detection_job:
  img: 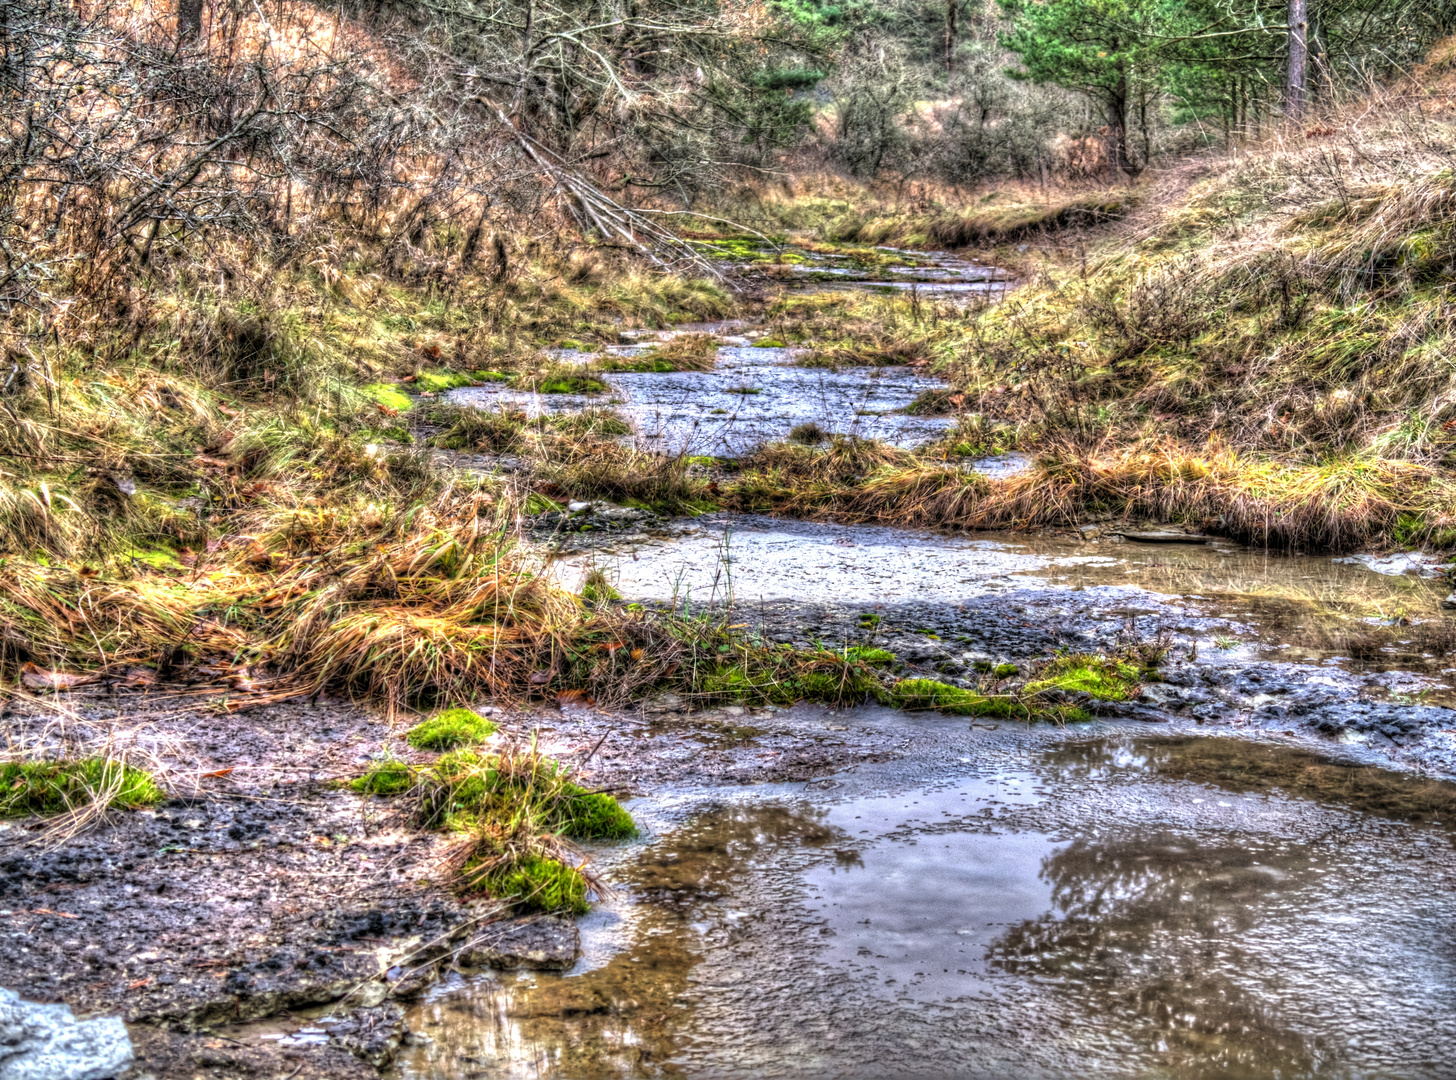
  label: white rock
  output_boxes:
[0,989,132,1080]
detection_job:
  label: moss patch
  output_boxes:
[350,760,413,796]
[413,370,478,393]
[0,758,164,817]
[1026,655,1143,701]
[427,751,637,840]
[406,708,497,751]
[468,851,589,915]
[362,383,413,413]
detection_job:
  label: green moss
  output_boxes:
[474,370,512,382]
[890,678,992,715]
[379,425,414,444]
[557,782,637,839]
[414,370,477,393]
[532,375,608,394]
[0,758,164,817]
[993,663,1019,678]
[362,383,413,412]
[122,544,183,570]
[754,338,787,348]
[350,760,413,796]
[697,657,881,706]
[427,752,637,840]
[407,708,497,751]
[599,356,678,373]
[472,852,588,914]
[858,613,881,628]
[1025,655,1142,701]
[846,646,896,666]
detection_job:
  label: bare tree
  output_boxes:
[1285,0,1308,123]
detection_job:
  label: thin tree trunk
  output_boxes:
[944,0,957,74]
[1285,0,1308,123]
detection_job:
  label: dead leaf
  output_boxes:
[201,768,235,779]
[20,663,98,691]
[528,671,552,685]
[33,909,78,919]
[376,404,399,417]
[557,689,595,706]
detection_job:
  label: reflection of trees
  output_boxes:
[411,803,844,1079]
[1043,736,1456,825]
[990,833,1334,1079]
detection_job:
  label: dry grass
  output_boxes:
[723,436,1449,552]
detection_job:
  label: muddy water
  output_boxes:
[399,728,1456,1079]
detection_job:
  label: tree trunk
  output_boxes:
[1103,74,1138,179]
[177,0,203,41]
[1285,0,1308,124]
[944,0,958,74]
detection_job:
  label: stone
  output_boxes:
[327,1004,406,1068]
[1077,524,1101,539]
[0,989,132,1080]
[457,917,581,972]
[1443,593,1456,610]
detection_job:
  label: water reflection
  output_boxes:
[400,738,1456,1080]
[405,805,841,1079]
[1043,735,1456,825]
[990,833,1331,1078]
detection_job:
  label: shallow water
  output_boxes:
[398,730,1456,1079]
[448,346,955,455]
[560,512,1451,669]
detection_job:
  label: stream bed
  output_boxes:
[399,724,1456,1079]
[447,344,956,456]
[418,247,1456,1079]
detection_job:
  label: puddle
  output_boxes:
[398,732,1456,1078]
[448,348,954,456]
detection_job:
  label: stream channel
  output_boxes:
[411,247,1456,1079]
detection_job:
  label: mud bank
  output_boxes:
[0,696,605,1077]
[0,684,916,1078]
